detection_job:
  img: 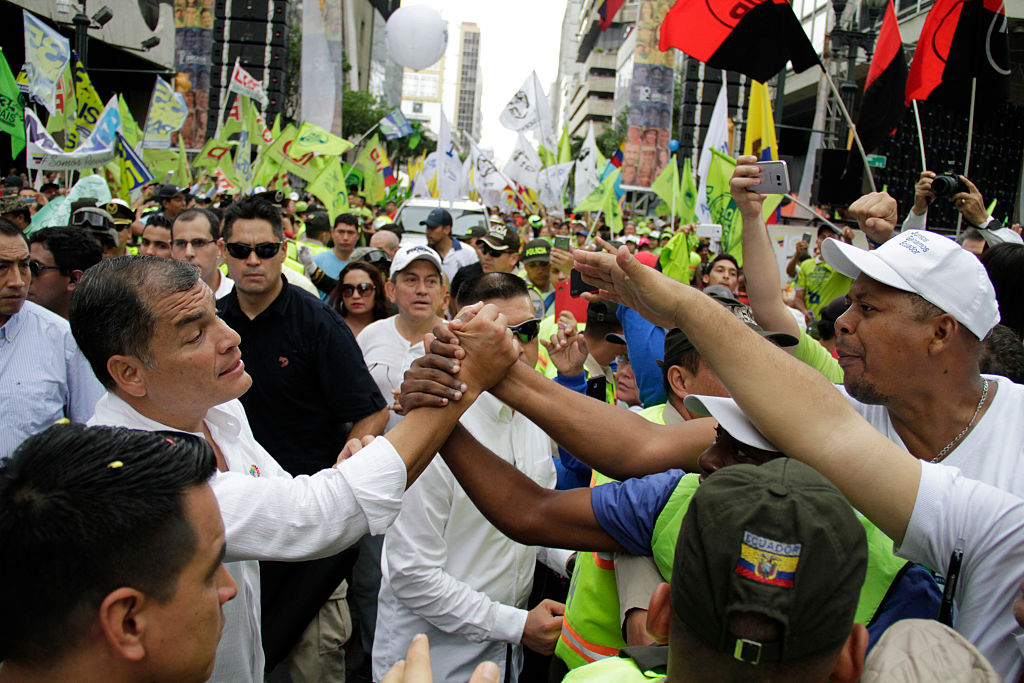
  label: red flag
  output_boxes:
[859,0,907,150]
[598,0,626,30]
[659,0,819,82]
[905,0,1010,107]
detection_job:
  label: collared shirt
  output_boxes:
[212,269,235,299]
[0,301,104,459]
[373,392,572,682]
[438,237,479,283]
[218,277,385,475]
[88,391,407,683]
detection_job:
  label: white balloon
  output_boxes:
[385,6,448,71]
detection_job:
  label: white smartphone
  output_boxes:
[749,160,790,194]
[695,224,722,240]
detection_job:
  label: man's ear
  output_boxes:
[828,623,868,683]
[107,355,148,398]
[384,280,397,304]
[67,268,85,292]
[928,313,960,355]
[667,365,691,399]
[645,583,672,645]
[98,587,149,663]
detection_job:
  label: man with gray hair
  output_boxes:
[68,254,518,683]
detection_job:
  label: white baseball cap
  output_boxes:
[390,244,443,276]
[683,395,779,452]
[821,231,999,340]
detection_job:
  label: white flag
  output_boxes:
[413,152,439,197]
[437,111,461,201]
[539,162,574,209]
[22,10,71,115]
[468,138,505,193]
[573,122,600,207]
[228,59,268,107]
[696,79,730,224]
[504,133,543,190]
[499,71,556,150]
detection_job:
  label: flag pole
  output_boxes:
[820,68,876,192]
[584,210,604,246]
[785,192,845,234]
[912,101,927,171]
[957,77,978,238]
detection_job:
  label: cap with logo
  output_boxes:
[522,238,551,264]
[480,223,521,253]
[153,184,185,201]
[420,207,453,229]
[822,231,999,340]
[671,443,868,665]
[458,225,488,242]
[390,244,443,276]
[105,200,135,226]
[0,195,29,214]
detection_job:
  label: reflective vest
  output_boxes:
[555,471,624,670]
[649,474,909,628]
[562,648,667,682]
[637,404,666,425]
[534,314,559,379]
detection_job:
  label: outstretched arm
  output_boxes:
[573,244,920,544]
[439,424,623,552]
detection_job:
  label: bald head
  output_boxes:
[369,230,400,258]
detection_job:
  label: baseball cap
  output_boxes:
[458,225,487,242]
[390,244,442,276]
[480,223,520,253]
[153,184,185,201]
[586,300,619,326]
[419,207,453,228]
[304,211,331,235]
[0,195,29,214]
[104,199,135,226]
[671,451,868,664]
[683,395,779,452]
[522,239,551,264]
[821,231,999,339]
[528,214,543,229]
[295,200,309,213]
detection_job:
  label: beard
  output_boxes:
[843,374,891,406]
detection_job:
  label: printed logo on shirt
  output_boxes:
[248,464,261,477]
[735,531,801,588]
[278,356,290,368]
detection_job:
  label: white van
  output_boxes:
[393,198,489,248]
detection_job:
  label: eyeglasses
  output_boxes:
[224,242,282,260]
[341,282,375,298]
[508,318,541,343]
[172,238,215,251]
[480,243,508,258]
[29,261,61,277]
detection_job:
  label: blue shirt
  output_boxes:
[0,301,105,459]
[617,305,666,408]
[313,251,349,299]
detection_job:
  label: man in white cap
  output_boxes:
[731,157,1024,498]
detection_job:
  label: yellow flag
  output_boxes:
[292,121,353,156]
[743,81,778,161]
[307,158,350,222]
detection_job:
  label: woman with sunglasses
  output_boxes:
[329,262,390,338]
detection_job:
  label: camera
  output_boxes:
[930,172,968,199]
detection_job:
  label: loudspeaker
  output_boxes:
[812,149,863,206]
[212,18,286,46]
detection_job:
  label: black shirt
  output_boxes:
[218,277,386,475]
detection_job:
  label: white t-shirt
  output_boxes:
[358,316,428,431]
[898,462,1024,681]
[842,375,1024,496]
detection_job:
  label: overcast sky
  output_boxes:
[405,0,569,164]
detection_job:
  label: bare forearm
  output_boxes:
[386,388,482,486]
[492,363,715,478]
[348,406,390,439]
[440,424,622,551]
[741,213,801,339]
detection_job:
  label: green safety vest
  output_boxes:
[637,404,666,425]
[649,474,908,628]
[556,472,625,670]
[562,648,667,681]
[285,239,328,265]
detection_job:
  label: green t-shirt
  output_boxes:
[793,329,844,384]
[795,259,853,318]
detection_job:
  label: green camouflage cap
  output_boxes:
[673,457,867,665]
[0,195,30,214]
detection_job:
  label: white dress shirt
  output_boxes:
[372,392,572,682]
[0,301,104,459]
[88,392,408,683]
[439,238,479,282]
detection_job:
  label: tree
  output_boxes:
[596,108,628,157]
[341,89,391,140]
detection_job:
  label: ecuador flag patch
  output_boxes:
[735,531,801,588]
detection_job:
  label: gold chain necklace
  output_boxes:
[931,378,989,464]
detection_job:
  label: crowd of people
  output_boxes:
[3,155,1024,683]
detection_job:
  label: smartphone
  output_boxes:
[749,160,790,194]
[802,232,812,243]
[554,235,571,251]
[695,224,722,240]
[570,268,598,297]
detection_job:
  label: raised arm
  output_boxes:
[572,244,920,543]
[439,424,623,551]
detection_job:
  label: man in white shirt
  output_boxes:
[423,207,479,282]
[67,254,518,683]
[372,273,570,682]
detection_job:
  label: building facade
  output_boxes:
[453,22,482,146]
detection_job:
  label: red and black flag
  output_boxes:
[905,0,1010,108]
[598,0,626,30]
[857,0,908,152]
[659,0,819,82]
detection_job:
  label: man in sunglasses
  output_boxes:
[373,272,570,683]
[450,224,521,308]
[0,219,103,460]
[27,226,102,319]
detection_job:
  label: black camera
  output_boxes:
[930,172,968,199]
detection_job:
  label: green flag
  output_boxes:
[575,169,623,235]
[307,157,350,222]
[557,125,572,164]
[679,157,698,224]
[650,156,679,215]
[118,94,143,148]
[705,150,783,265]
[0,48,25,157]
[292,121,353,156]
[538,144,556,169]
[176,135,193,187]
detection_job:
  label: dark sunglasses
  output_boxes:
[508,318,541,343]
[342,282,375,297]
[29,261,61,277]
[480,243,508,258]
[224,242,282,260]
